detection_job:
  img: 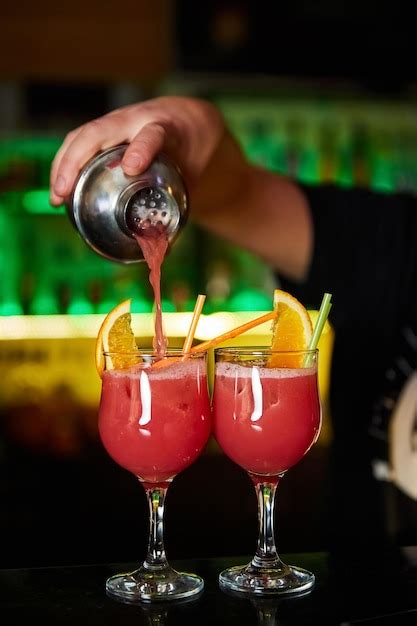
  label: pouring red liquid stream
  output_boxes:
[133,227,169,358]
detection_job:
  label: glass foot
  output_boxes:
[106,564,204,603]
[219,561,315,596]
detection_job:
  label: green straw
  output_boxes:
[304,292,332,366]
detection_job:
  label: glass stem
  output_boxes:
[252,479,282,569]
[143,484,169,570]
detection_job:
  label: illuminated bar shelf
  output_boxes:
[0,311,274,341]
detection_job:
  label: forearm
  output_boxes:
[49,95,313,282]
[190,132,313,282]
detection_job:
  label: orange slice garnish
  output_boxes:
[268,289,312,367]
[95,299,140,377]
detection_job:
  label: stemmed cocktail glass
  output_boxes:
[213,347,321,596]
[98,349,211,603]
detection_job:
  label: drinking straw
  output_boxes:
[151,294,206,369]
[190,310,278,354]
[152,308,277,369]
[182,294,206,355]
[304,292,332,366]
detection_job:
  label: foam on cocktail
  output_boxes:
[147,358,202,381]
[216,361,317,379]
[104,357,202,380]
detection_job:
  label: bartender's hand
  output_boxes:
[50,95,312,281]
[49,96,228,206]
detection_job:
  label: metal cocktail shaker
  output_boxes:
[66,144,189,263]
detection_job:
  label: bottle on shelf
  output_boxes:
[67,280,94,315]
[0,212,23,315]
[29,274,60,315]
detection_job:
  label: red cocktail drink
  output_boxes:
[213,361,321,477]
[100,351,210,603]
[213,348,322,596]
[99,358,211,483]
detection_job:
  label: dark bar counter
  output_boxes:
[1,548,417,625]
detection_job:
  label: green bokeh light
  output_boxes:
[22,190,65,215]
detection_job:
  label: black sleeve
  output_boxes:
[279,184,417,334]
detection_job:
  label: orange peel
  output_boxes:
[95,299,140,377]
[268,289,312,367]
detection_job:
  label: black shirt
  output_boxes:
[280,184,417,551]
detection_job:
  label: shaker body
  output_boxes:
[66,144,188,263]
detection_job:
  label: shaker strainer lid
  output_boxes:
[124,186,180,239]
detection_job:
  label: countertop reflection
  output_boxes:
[1,549,417,625]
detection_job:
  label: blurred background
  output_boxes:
[0,1,415,568]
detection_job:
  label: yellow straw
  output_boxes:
[182,294,206,355]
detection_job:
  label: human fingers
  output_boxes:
[50,127,83,205]
[50,115,130,204]
[121,121,169,176]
